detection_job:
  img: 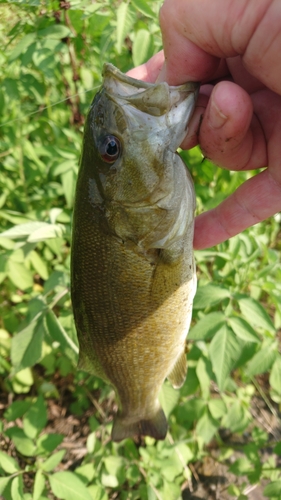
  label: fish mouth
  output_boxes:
[103,62,199,95]
[102,63,200,149]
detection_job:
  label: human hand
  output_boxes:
[127,0,281,249]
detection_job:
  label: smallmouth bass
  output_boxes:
[71,63,199,442]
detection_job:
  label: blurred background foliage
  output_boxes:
[0,1,281,499]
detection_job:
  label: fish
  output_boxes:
[71,63,199,442]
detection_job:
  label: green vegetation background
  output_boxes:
[0,1,281,499]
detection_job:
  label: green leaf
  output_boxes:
[40,450,66,472]
[193,284,230,309]
[23,395,47,439]
[238,296,275,333]
[189,312,225,340]
[196,357,211,400]
[178,398,206,424]
[37,434,64,456]
[87,485,107,500]
[5,427,36,457]
[33,469,45,500]
[132,29,153,66]
[229,457,252,476]
[74,464,95,485]
[159,382,180,417]
[103,456,125,477]
[11,475,24,500]
[245,342,278,377]
[269,356,281,394]
[61,168,76,208]
[263,481,281,497]
[116,2,134,53]
[37,25,71,39]
[0,221,65,242]
[132,0,155,18]
[0,451,20,474]
[45,310,78,359]
[0,476,12,495]
[11,316,44,372]
[7,260,33,290]
[273,441,281,455]
[49,471,92,500]
[208,399,226,420]
[101,473,118,488]
[29,250,49,280]
[228,316,260,343]
[9,33,36,61]
[221,401,250,433]
[4,400,30,422]
[209,326,242,390]
[196,409,219,443]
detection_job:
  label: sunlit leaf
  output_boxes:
[132,0,155,18]
[33,469,45,500]
[159,382,180,417]
[245,342,278,377]
[238,296,275,333]
[7,260,33,290]
[0,221,65,242]
[209,325,242,390]
[4,427,36,457]
[11,475,24,500]
[23,395,47,439]
[193,284,230,309]
[11,316,44,372]
[196,409,219,443]
[132,29,153,66]
[269,356,281,394]
[0,451,20,474]
[263,480,281,497]
[45,310,78,359]
[116,2,134,54]
[228,316,260,343]
[0,476,12,495]
[40,450,66,472]
[49,471,92,500]
[37,25,71,39]
[189,312,225,340]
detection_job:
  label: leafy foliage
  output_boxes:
[0,1,281,499]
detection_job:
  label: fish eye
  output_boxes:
[99,135,121,163]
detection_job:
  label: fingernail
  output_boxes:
[209,94,228,129]
[155,62,166,83]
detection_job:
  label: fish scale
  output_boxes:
[71,63,199,441]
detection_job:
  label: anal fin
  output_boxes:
[167,349,187,389]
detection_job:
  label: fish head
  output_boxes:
[79,63,199,250]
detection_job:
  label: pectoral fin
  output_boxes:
[167,349,187,389]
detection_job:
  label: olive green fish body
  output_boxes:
[71,64,198,441]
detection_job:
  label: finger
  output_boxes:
[126,51,164,82]
[193,167,281,249]
[180,90,210,150]
[226,56,266,94]
[198,81,267,171]
[159,0,281,93]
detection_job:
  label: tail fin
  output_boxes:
[111,407,168,442]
